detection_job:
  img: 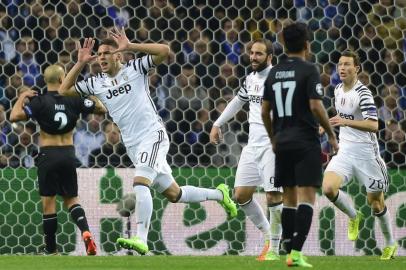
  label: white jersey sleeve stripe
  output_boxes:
[137,59,148,74]
[75,81,87,97]
[85,79,94,95]
[238,93,249,101]
[132,59,137,71]
[237,78,249,101]
[90,76,95,89]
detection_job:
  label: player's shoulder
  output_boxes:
[89,73,106,83]
[125,57,148,74]
[334,83,343,92]
[245,70,256,81]
[301,60,319,72]
[353,80,371,93]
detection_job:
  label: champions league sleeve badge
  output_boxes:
[84,99,94,108]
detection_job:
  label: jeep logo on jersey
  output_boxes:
[249,95,263,104]
[106,84,132,99]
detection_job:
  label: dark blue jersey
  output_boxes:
[24,91,95,135]
[263,57,323,150]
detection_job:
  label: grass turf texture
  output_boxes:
[0,256,404,270]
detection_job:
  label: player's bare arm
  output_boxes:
[59,38,97,96]
[9,90,38,122]
[209,125,223,145]
[261,100,274,145]
[109,27,170,65]
[88,96,107,114]
[209,96,246,144]
[309,99,339,153]
[329,116,378,132]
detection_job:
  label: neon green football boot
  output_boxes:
[380,244,397,260]
[216,184,238,218]
[286,250,313,268]
[116,236,149,255]
[348,211,363,241]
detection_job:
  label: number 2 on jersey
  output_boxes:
[54,112,67,130]
[272,81,296,117]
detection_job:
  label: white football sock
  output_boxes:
[133,185,153,243]
[332,190,357,219]
[269,203,282,253]
[177,186,223,203]
[375,206,395,246]
[240,199,271,242]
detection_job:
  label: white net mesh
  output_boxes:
[0,0,405,256]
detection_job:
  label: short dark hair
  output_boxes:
[282,22,310,53]
[251,38,273,55]
[340,50,360,67]
[99,38,118,49]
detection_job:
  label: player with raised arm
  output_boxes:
[58,28,237,255]
[322,50,397,260]
[10,64,107,255]
[262,22,338,267]
[210,39,282,261]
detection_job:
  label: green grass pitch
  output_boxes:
[0,256,405,270]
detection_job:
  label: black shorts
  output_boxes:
[274,146,323,188]
[36,146,78,197]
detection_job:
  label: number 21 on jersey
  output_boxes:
[272,81,296,117]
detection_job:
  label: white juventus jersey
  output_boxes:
[334,80,379,159]
[75,55,164,147]
[238,65,272,146]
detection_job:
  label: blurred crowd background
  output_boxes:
[0,0,405,169]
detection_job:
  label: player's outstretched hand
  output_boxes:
[109,27,130,53]
[20,90,38,99]
[210,126,223,145]
[76,38,97,64]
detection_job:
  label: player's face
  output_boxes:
[97,45,120,74]
[250,43,268,71]
[338,56,359,83]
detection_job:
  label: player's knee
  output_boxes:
[166,193,179,203]
[266,191,283,204]
[322,184,337,200]
[234,192,251,205]
[369,199,384,213]
[163,188,181,203]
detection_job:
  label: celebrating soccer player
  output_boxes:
[210,39,282,261]
[262,22,338,267]
[322,50,397,260]
[10,64,107,255]
[58,28,237,255]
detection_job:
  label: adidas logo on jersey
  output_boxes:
[106,84,132,99]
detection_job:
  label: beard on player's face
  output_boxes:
[250,57,268,71]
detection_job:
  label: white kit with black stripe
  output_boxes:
[325,80,389,192]
[333,80,380,159]
[75,54,164,148]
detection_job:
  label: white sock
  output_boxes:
[269,203,282,253]
[332,190,357,219]
[240,199,271,242]
[375,206,395,246]
[177,186,223,203]
[133,185,153,243]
